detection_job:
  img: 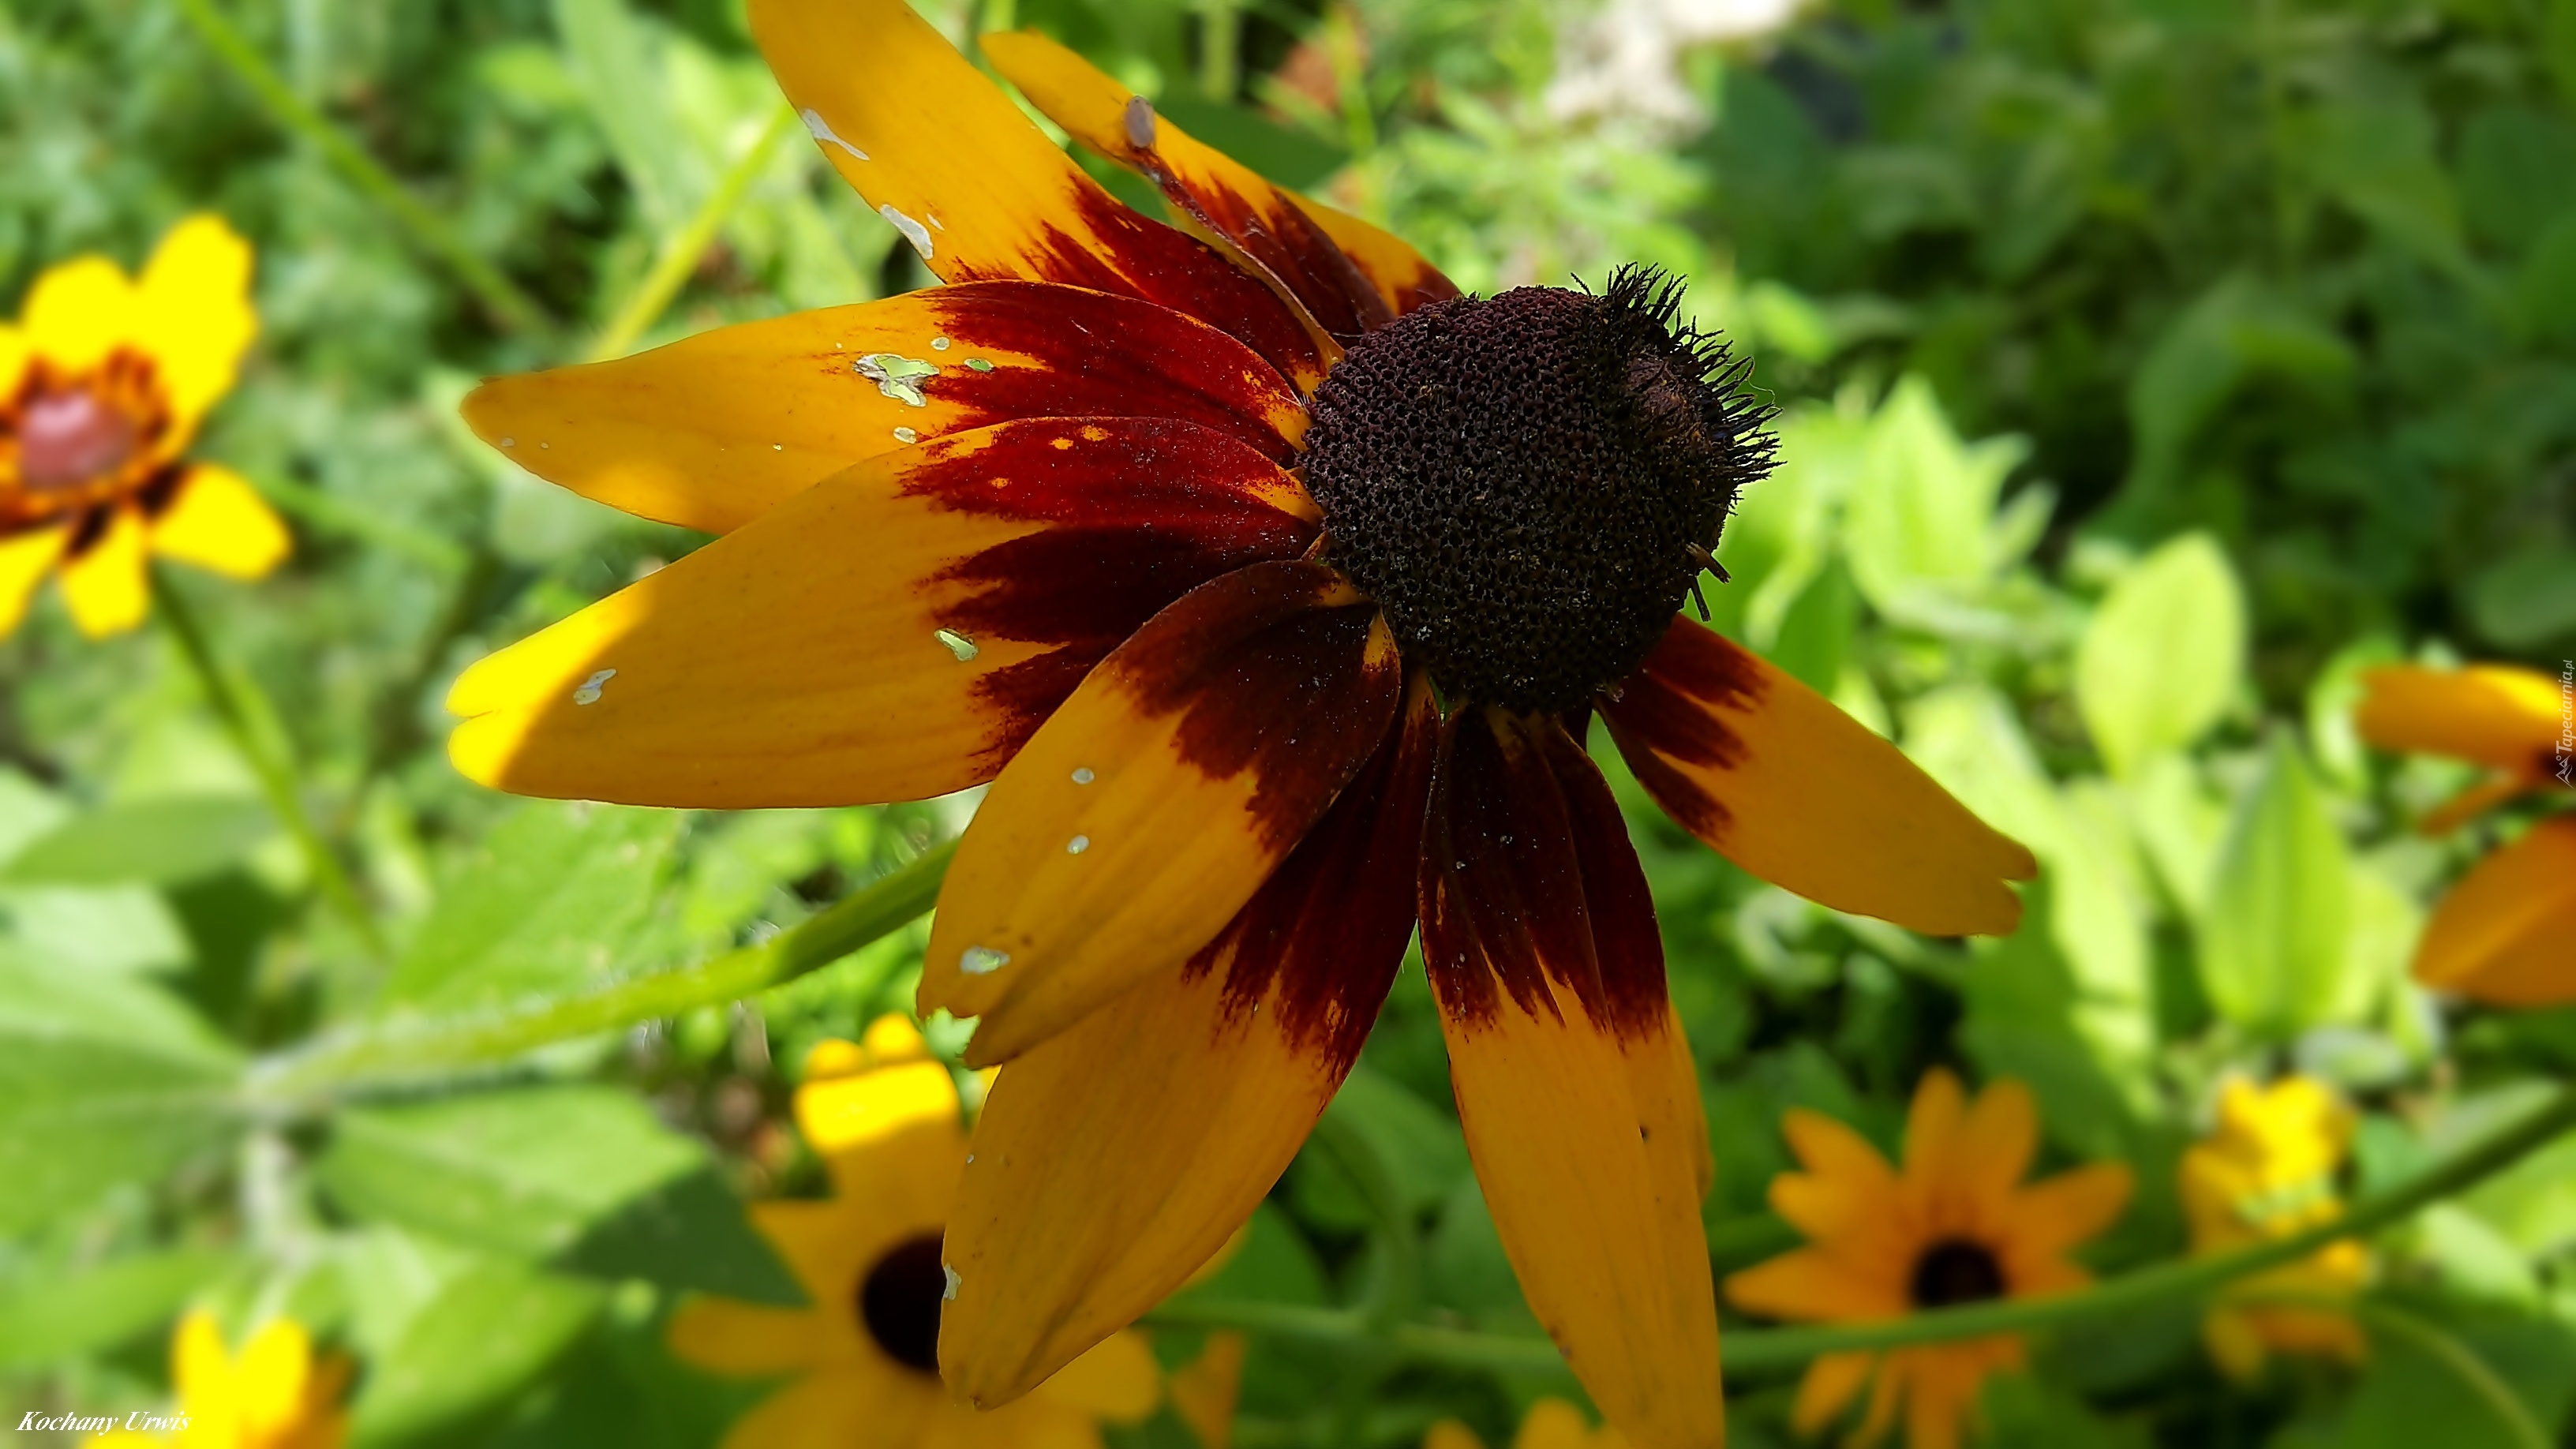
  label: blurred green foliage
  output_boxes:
[2,0,2574,1446]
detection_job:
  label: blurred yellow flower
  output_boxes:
[1725,1070,2132,1449]
[2355,664,2576,1005]
[1425,1397,1632,1449]
[1,214,286,638]
[667,1016,1162,1449]
[95,1308,349,1449]
[2179,1076,2367,1379]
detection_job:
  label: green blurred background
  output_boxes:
[3,0,2574,1445]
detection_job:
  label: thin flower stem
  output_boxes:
[170,0,550,335]
[587,103,800,363]
[242,841,956,1107]
[1151,1084,2576,1376]
[155,570,386,960]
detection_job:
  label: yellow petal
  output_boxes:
[1165,1331,1245,1449]
[2413,816,2576,1005]
[148,463,290,578]
[1901,1068,1968,1183]
[1947,1077,2039,1215]
[1602,617,2035,937]
[463,283,1309,536]
[1513,1399,1600,1449]
[0,322,28,392]
[135,213,257,433]
[232,1318,316,1438]
[933,669,1428,1402]
[668,1298,833,1376]
[1771,1110,1900,1249]
[938,934,1357,1400]
[2354,664,2562,778]
[1438,988,1724,1449]
[172,1309,234,1409]
[20,253,140,373]
[795,1058,961,1159]
[745,0,1323,390]
[1724,1246,1907,1324]
[982,32,1385,344]
[447,417,1316,807]
[58,506,150,637]
[1998,1162,2133,1260]
[1791,1351,1876,1435]
[722,1368,938,1449]
[919,563,1398,1065]
[0,526,68,638]
[1028,1330,1161,1423]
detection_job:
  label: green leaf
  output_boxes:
[348,1257,605,1448]
[0,957,241,1233]
[2075,533,2247,776]
[552,0,702,230]
[1290,1065,1470,1228]
[2467,545,2576,648]
[382,803,683,1013]
[1841,376,2029,623]
[0,796,275,886]
[557,1166,805,1305]
[2291,99,2471,276]
[1766,556,1858,695]
[0,1248,237,1366]
[2196,735,2353,1039]
[316,1085,762,1284]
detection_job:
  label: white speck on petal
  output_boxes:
[1067,835,1090,855]
[1071,767,1095,784]
[934,628,979,661]
[571,668,616,706]
[893,426,918,444]
[881,204,934,260]
[801,107,870,160]
[856,352,938,406]
[499,436,515,447]
[942,1264,961,1300]
[960,946,1010,975]
[931,335,951,351]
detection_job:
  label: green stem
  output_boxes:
[1309,1107,1422,1331]
[170,0,550,335]
[587,104,799,362]
[155,569,386,960]
[1152,1085,2576,1376]
[1199,0,1241,102]
[242,841,954,1107]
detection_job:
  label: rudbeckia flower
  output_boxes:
[2354,664,2576,1005]
[668,1018,1160,1448]
[1724,1072,2131,1449]
[1,214,287,637]
[1426,1398,1632,1449]
[95,1308,350,1449]
[2178,1076,2366,1379]
[447,5,2034,1442]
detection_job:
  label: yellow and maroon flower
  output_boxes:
[1,214,287,637]
[1724,1072,2132,1449]
[446,6,2035,1444]
[2354,664,2576,1005]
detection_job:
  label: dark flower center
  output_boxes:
[855,1232,947,1374]
[1300,267,1773,713]
[1909,1237,2008,1309]
[16,385,140,492]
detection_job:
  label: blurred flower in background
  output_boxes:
[2357,665,2576,1005]
[96,1309,350,1449]
[667,1017,1160,1448]
[0,214,286,638]
[2179,1076,2367,1380]
[1727,1071,2132,1449]
[1426,1396,1633,1449]
[1547,0,1803,133]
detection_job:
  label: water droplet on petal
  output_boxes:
[571,668,616,706]
[1067,835,1090,855]
[934,628,979,661]
[1071,767,1095,784]
[960,945,1010,975]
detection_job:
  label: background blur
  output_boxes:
[4,0,2574,1445]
